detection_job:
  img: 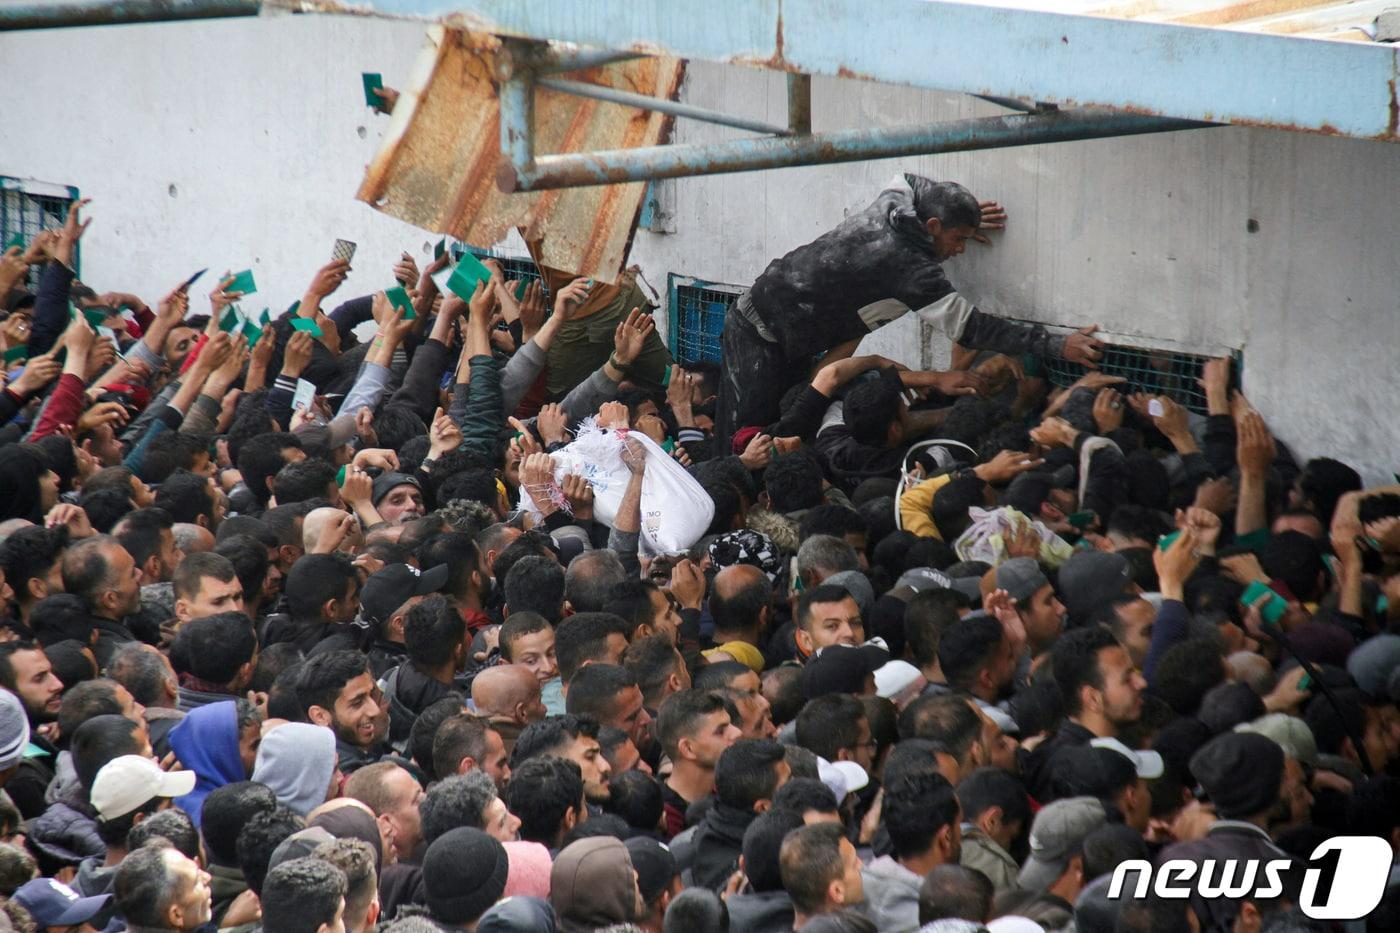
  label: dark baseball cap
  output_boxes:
[625,837,677,904]
[360,563,449,627]
[802,643,889,699]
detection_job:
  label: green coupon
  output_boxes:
[3,346,28,364]
[444,252,493,301]
[220,306,242,333]
[242,321,263,344]
[261,309,273,326]
[285,300,299,317]
[362,72,384,108]
[225,269,257,296]
[290,317,323,338]
[82,307,109,329]
[4,233,24,252]
[385,286,415,320]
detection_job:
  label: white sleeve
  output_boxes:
[913,292,978,340]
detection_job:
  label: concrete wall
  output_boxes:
[0,15,1396,482]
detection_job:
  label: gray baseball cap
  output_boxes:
[1017,796,1107,892]
[995,557,1049,604]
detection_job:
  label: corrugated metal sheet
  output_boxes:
[965,0,1388,41]
[355,26,684,283]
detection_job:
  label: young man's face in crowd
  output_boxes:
[482,727,511,791]
[176,573,244,624]
[609,684,653,750]
[687,710,743,769]
[150,528,181,583]
[565,733,612,803]
[927,221,977,262]
[378,483,424,525]
[1110,598,1155,669]
[1021,584,1067,651]
[836,836,865,906]
[10,648,63,723]
[482,796,521,843]
[380,765,426,858]
[646,588,683,643]
[238,718,262,776]
[1095,645,1146,726]
[798,595,864,654]
[606,736,651,775]
[507,627,558,684]
[163,326,198,370]
[734,689,777,739]
[330,672,384,749]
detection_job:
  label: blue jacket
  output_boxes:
[168,701,244,827]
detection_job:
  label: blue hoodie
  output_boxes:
[168,701,244,828]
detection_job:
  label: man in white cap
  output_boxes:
[90,755,197,853]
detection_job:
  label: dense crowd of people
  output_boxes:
[0,183,1395,933]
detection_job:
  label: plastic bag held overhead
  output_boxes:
[516,419,714,556]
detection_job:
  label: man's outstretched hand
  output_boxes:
[1063,325,1104,369]
[971,200,1007,246]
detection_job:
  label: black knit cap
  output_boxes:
[423,827,510,925]
[1189,732,1284,820]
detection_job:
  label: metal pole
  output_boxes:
[536,77,792,137]
[534,47,646,74]
[497,43,536,173]
[0,0,261,30]
[499,110,1211,191]
[787,74,811,134]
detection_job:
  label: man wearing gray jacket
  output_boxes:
[859,771,963,931]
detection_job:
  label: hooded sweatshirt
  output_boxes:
[550,837,639,933]
[725,889,797,933]
[168,701,245,828]
[252,723,337,817]
[859,855,923,932]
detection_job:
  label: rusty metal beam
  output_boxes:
[787,74,811,134]
[497,110,1212,192]
[537,77,793,137]
[0,0,262,30]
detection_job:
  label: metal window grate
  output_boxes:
[1038,343,1240,415]
[668,275,741,364]
[0,178,79,290]
[464,248,544,292]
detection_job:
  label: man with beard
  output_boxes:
[861,772,963,931]
[0,642,64,817]
[511,714,613,808]
[716,174,1102,446]
[297,650,387,774]
[1024,625,1147,802]
[60,536,144,669]
[938,614,1020,736]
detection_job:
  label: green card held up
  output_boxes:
[220,307,242,334]
[444,252,493,301]
[3,346,28,364]
[385,286,415,320]
[261,309,272,326]
[82,307,109,329]
[242,321,263,344]
[4,233,24,252]
[225,269,257,296]
[362,72,384,108]
[290,317,323,338]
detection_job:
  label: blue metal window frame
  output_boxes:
[1,177,79,289]
[667,274,742,365]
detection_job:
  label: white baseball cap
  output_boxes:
[1089,736,1164,780]
[90,755,196,820]
[817,757,869,801]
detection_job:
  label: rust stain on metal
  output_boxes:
[355,27,682,284]
[1388,78,1397,139]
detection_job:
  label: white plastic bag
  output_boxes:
[516,419,713,556]
[952,506,1075,568]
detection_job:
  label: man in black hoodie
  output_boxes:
[725,808,804,932]
[717,174,1104,447]
[381,595,467,752]
[682,738,789,890]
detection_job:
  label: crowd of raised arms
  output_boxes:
[0,192,1395,933]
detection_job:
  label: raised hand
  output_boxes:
[971,200,1007,246]
[598,401,630,431]
[519,452,557,489]
[209,273,242,315]
[281,330,314,378]
[308,259,351,301]
[428,406,463,456]
[738,432,774,471]
[1197,357,1231,416]
[535,403,569,446]
[1092,386,1125,434]
[10,356,60,397]
[1062,325,1104,369]
[353,448,399,473]
[393,252,418,287]
[1235,409,1276,476]
[75,401,129,435]
[561,474,594,520]
[54,198,92,267]
[669,558,706,611]
[507,417,543,460]
[553,278,592,318]
[929,370,988,397]
[975,449,1044,484]
[1029,415,1078,449]
[612,307,655,368]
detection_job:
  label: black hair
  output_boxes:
[692,660,752,693]
[272,459,338,507]
[763,665,806,727]
[904,590,964,669]
[844,376,903,448]
[1050,624,1122,716]
[795,693,865,762]
[284,553,357,622]
[498,612,552,663]
[237,432,303,506]
[799,504,868,544]
[404,594,466,669]
[505,755,584,845]
[60,536,121,613]
[29,595,96,647]
[436,467,500,510]
[932,476,988,540]
[603,578,662,641]
[214,534,271,605]
[0,525,67,606]
[143,433,210,485]
[113,844,180,927]
[779,822,847,916]
[765,453,824,514]
[177,612,257,686]
[564,663,636,723]
[1115,894,1198,933]
[561,812,629,847]
[96,794,166,848]
[1303,688,1368,757]
[1153,637,1226,716]
[248,642,304,694]
[882,738,950,788]
[57,679,126,746]
[562,549,629,614]
[202,781,278,866]
[80,487,135,533]
[715,738,786,810]
[897,694,980,762]
[918,864,993,925]
[154,469,216,525]
[662,888,729,933]
[267,661,307,722]
[709,574,769,640]
[956,766,1031,827]
[373,407,428,454]
[235,806,305,895]
[606,769,664,833]
[796,583,858,636]
[655,688,728,759]
[410,695,468,780]
[1297,457,1361,527]
[1261,531,1327,604]
[261,502,312,548]
[125,808,200,860]
[624,634,684,706]
[171,550,238,602]
[1082,822,1150,882]
[772,777,839,817]
[418,532,483,604]
[937,615,1005,693]
[702,479,743,536]
[510,714,599,769]
[1051,745,1138,801]
[1197,681,1266,735]
[903,537,959,573]
[554,612,628,684]
[45,639,97,691]
[72,714,142,790]
[114,507,174,571]
[504,554,566,620]
[295,649,371,718]
[260,857,348,933]
[491,531,556,588]
[419,771,499,844]
[430,714,487,781]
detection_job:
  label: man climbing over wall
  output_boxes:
[716,173,1105,446]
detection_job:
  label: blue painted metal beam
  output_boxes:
[498,110,1212,191]
[537,77,793,137]
[351,0,1400,142]
[0,0,261,30]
